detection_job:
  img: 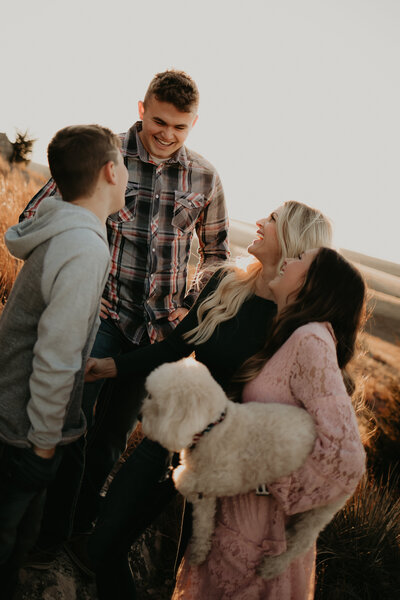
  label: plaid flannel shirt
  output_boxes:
[20,122,229,343]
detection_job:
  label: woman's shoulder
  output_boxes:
[289,322,336,351]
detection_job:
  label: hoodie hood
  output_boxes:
[5,197,107,260]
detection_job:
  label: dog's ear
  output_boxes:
[143,380,206,450]
[142,358,228,450]
[141,393,159,423]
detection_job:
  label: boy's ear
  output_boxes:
[138,100,145,120]
[103,161,116,185]
[191,114,199,128]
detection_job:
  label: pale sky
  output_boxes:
[2,0,399,263]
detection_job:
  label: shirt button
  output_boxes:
[152,248,155,252]
[155,194,159,199]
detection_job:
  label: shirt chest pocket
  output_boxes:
[172,192,206,233]
[108,185,138,224]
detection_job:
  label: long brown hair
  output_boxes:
[234,248,366,393]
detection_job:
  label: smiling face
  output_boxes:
[138,95,198,159]
[247,209,282,268]
[269,248,319,310]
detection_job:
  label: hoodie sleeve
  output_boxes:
[26,229,110,448]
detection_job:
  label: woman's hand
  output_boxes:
[84,357,118,382]
[32,445,56,459]
[168,307,189,322]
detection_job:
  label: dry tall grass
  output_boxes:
[0,156,46,303]
[316,471,400,599]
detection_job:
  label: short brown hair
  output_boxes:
[47,124,121,202]
[144,70,199,113]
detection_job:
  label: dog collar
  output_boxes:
[189,409,227,451]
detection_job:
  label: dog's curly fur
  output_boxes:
[141,358,347,578]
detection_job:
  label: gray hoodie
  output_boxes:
[0,197,110,449]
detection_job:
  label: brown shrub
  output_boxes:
[0,156,46,304]
[348,333,400,481]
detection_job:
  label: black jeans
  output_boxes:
[88,437,178,600]
[36,318,146,550]
[0,442,62,599]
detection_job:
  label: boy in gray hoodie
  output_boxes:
[0,124,128,597]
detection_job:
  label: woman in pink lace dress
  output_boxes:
[173,247,366,600]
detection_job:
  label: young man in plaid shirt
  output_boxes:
[21,70,229,570]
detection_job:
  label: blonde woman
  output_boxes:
[85,201,332,600]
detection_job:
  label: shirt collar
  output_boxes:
[125,122,189,168]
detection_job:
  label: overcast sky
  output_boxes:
[2,0,399,263]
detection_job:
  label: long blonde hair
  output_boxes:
[185,201,332,345]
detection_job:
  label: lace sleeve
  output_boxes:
[268,332,366,515]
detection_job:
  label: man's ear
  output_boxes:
[138,100,145,120]
[103,161,116,185]
[191,114,199,128]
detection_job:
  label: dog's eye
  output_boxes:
[147,393,152,400]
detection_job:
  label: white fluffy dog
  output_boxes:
[141,357,347,579]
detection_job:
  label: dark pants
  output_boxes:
[0,442,62,598]
[88,437,178,600]
[36,318,146,550]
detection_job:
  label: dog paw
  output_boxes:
[188,540,211,566]
[258,555,289,580]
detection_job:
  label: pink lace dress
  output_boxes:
[172,322,366,600]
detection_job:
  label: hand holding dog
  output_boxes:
[142,359,316,500]
[141,358,318,567]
